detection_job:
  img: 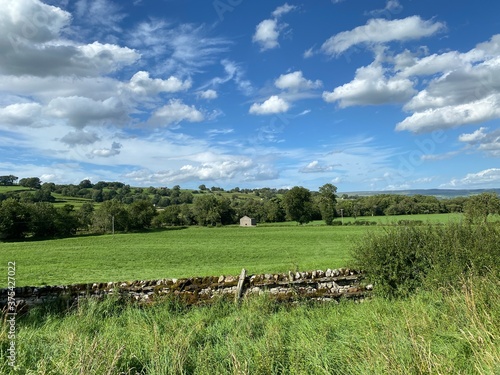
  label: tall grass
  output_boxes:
[1,272,499,374]
[353,223,500,298]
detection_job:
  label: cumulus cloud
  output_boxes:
[0,103,43,126]
[299,160,334,173]
[249,95,290,115]
[60,130,100,145]
[46,96,128,128]
[253,19,280,51]
[0,0,139,79]
[323,63,415,107]
[0,0,71,46]
[125,159,257,183]
[275,71,322,92]
[458,127,500,156]
[445,168,500,187]
[272,3,297,18]
[252,3,297,51]
[149,99,204,126]
[321,16,445,56]
[89,141,122,158]
[198,89,218,100]
[123,71,191,95]
[396,94,500,133]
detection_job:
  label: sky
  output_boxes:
[1,0,500,192]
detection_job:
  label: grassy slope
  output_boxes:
[0,226,364,287]
[1,274,498,374]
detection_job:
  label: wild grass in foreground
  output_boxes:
[0,273,498,374]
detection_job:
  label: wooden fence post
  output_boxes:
[235,268,246,302]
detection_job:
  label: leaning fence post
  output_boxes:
[235,268,246,302]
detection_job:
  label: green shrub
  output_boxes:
[353,223,500,298]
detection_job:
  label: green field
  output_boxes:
[0,226,367,287]
[0,213,473,287]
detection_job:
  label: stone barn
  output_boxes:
[240,216,256,227]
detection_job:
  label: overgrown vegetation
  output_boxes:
[1,271,499,374]
[354,222,500,298]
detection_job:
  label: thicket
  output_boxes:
[354,223,500,298]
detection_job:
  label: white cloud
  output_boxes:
[321,16,445,56]
[459,127,500,156]
[202,60,254,96]
[128,22,230,76]
[149,99,204,126]
[391,34,500,132]
[252,4,297,52]
[275,71,322,92]
[445,168,500,187]
[0,0,71,46]
[124,71,191,95]
[366,0,403,17]
[323,63,415,107]
[89,141,122,158]
[74,0,125,34]
[125,159,256,183]
[198,89,218,100]
[299,160,334,173]
[253,19,280,51]
[60,130,100,146]
[396,94,500,133]
[303,47,315,59]
[249,95,290,115]
[46,96,128,128]
[0,103,43,126]
[272,3,297,18]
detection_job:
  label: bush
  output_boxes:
[353,223,500,298]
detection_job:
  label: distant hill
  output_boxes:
[341,188,500,199]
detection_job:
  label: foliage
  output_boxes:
[283,186,313,224]
[0,198,30,239]
[463,192,500,224]
[354,223,500,298]
[18,177,42,189]
[3,272,500,374]
[317,183,337,225]
[0,175,18,186]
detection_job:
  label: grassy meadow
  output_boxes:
[0,225,363,287]
[1,218,499,374]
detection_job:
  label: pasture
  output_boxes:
[0,213,469,287]
[0,226,364,287]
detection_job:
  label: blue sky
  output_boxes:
[1,0,499,191]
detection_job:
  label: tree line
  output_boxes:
[1,176,498,240]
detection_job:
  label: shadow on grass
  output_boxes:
[0,226,189,243]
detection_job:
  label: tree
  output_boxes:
[193,195,234,226]
[79,179,93,189]
[283,186,313,224]
[0,199,30,239]
[0,175,18,186]
[19,177,42,189]
[464,192,500,224]
[317,183,337,225]
[78,202,95,231]
[92,200,129,233]
[128,200,157,230]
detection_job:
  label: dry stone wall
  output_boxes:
[0,268,372,312]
